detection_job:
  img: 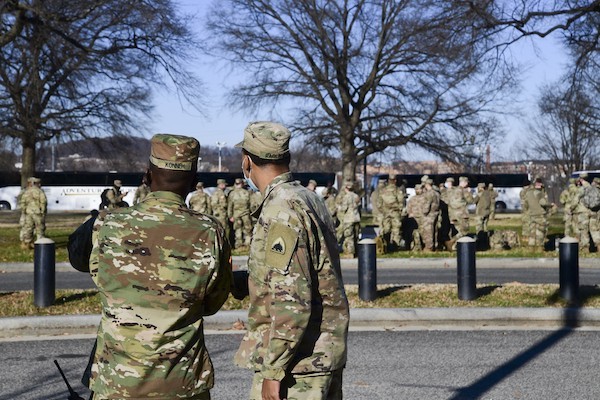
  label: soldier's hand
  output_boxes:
[262,379,283,400]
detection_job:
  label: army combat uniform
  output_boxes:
[88,134,232,399]
[227,178,253,249]
[522,180,552,249]
[189,183,212,215]
[234,172,349,399]
[211,179,229,232]
[234,122,349,400]
[19,177,47,249]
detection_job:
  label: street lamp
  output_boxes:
[216,141,227,172]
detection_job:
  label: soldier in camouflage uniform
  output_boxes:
[188,181,212,214]
[559,178,577,237]
[228,177,253,249]
[406,184,426,250]
[519,179,532,243]
[377,174,406,251]
[322,187,338,221]
[442,176,474,250]
[133,178,150,205]
[474,182,491,233]
[211,178,229,232]
[106,180,129,209]
[306,179,317,192]
[249,189,262,225]
[370,179,385,230]
[87,134,232,399]
[338,180,361,257]
[235,121,349,400]
[488,183,498,220]
[523,177,553,250]
[19,177,47,249]
[573,173,593,252]
[590,177,600,249]
[422,178,440,251]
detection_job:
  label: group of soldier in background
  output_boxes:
[369,174,500,253]
[558,172,600,253]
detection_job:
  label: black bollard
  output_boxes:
[357,238,377,301]
[34,237,55,307]
[456,236,477,301]
[559,237,579,303]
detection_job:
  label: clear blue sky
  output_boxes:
[149,2,568,161]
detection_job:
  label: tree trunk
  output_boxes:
[340,125,357,184]
[21,138,36,188]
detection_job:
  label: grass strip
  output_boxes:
[2,283,600,318]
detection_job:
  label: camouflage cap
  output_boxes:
[235,177,244,185]
[196,182,204,189]
[459,176,468,183]
[426,178,433,185]
[477,182,485,188]
[420,175,429,183]
[114,180,122,187]
[235,121,291,160]
[415,184,422,190]
[217,179,226,185]
[568,178,576,184]
[488,183,494,188]
[308,179,317,186]
[27,177,37,183]
[388,174,397,180]
[594,177,600,184]
[580,172,589,179]
[446,177,454,183]
[149,133,200,171]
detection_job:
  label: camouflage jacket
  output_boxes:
[338,191,361,223]
[406,192,427,219]
[227,187,251,218]
[443,187,473,219]
[474,189,491,217]
[133,183,150,205]
[423,188,440,217]
[377,184,405,214]
[89,190,232,399]
[189,190,212,214]
[234,172,349,380]
[523,187,550,217]
[210,188,228,218]
[20,186,47,214]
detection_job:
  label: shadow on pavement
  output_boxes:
[448,305,580,400]
[53,291,97,305]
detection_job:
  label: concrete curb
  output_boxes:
[2,307,600,338]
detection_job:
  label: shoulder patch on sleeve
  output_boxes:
[265,221,299,273]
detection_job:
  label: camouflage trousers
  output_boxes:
[249,369,343,400]
[573,212,590,250]
[563,212,574,238]
[521,213,531,242]
[527,216,548,247]
[19,213,45,244]
[232,214,252,248]
[589,212,600,248]
[380,212,402,248]
[418,214,437,251]
[474,214,490,233]
[341,222,359,255]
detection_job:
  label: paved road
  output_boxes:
[1,329,599,399]
[3,267,600,291]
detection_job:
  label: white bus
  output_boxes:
[0,171,338,211]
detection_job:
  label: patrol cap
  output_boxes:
[27,177,37,183]
[236,121,291,160]
[217,178,227,185]
[196,182,204,189]
[459,176,468,183]
[235,178,244,185]
[388,174,397,180]
[593,177,600,184]
[114,180,122,187]
[308,179,317,186]
[446,177,454,183]
[420,175,429,183]
[426,178,433,185]
[488,183,494,188]
[415,184,422,190]
[580,172,589,179]
[149,133,200,171]
[477,182,485,188]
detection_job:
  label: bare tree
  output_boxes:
[0,0,203,186]
[526,79,600,179]
[206,0,516,181]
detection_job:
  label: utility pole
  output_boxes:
[216,141,226,172]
